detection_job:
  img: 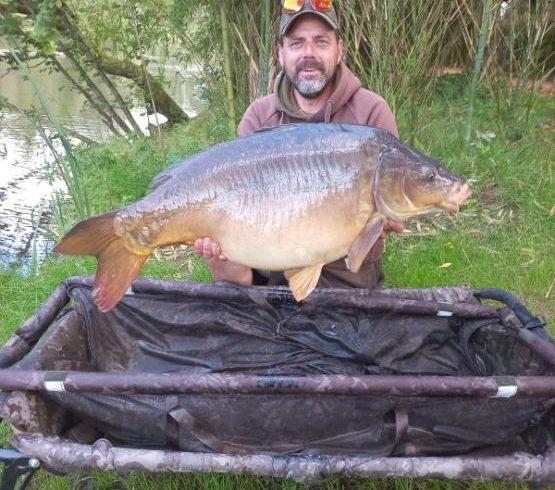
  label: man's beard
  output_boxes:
[290,59,329,99]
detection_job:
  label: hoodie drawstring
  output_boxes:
[324,100,333,123]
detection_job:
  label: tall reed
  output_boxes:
[220,4,237,134]
[258,0,272,97]
[465,0,494,143]
[485,0,553,133]
[227,0,279,105]
[339,0,459,146]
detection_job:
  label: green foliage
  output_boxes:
[161,0,280,113]
[1,0,62,57]
[0,257,95,344]
[74,112,228,214]
[32,0,60,55]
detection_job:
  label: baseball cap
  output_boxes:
[279,0,339,39]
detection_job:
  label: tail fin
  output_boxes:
[54,212,150,312]
[92,248,148,312]
[54,211,118,256]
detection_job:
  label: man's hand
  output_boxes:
[383,220,404,236]
[193,237,253,286]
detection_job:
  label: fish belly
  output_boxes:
[213,193,370,271]
[220,227,355,270]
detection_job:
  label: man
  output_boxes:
[194,0,402,289]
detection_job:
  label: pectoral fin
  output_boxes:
[347,217,384,273]
[284,263,324,302]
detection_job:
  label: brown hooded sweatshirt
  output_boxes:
[237,62,399,289]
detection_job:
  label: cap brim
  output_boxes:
[280,11,338,38]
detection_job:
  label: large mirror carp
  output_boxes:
[54,123,471,312]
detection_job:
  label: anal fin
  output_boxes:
[284,263,324,302]
[347,216,384,273]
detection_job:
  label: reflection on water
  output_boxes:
[0,111,57,271]
[0,52,205,271]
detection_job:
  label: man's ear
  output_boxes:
[277,43,284,68]
[337,38,344,64]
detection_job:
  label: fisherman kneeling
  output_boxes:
[194,0,402,290]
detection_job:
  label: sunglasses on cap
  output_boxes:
[282,0,333,15]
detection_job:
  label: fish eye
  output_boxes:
[422,166,435,181]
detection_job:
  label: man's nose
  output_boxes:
[302,41,316,57]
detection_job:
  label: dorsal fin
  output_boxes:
[148,159,186,192]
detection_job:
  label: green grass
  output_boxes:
[27,473,531,490]
[0,78,553,488]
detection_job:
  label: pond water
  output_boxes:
[0,50,205,273]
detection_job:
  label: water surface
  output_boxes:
[0,51,204,271]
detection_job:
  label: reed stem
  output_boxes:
[220,4,237,135]
[465,0,493,143]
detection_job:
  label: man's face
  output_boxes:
[278,15,344,98]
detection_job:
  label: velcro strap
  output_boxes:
[44,371,67,392]
[437,301,454,317]
[492,375,518,398]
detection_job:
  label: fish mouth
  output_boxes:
[439,183,472,214]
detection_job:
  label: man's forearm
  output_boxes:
[193,237,253,286]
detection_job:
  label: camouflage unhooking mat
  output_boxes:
[0,277,553,481]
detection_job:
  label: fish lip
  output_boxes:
[437,201,461,214]
[439,183,472,214]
